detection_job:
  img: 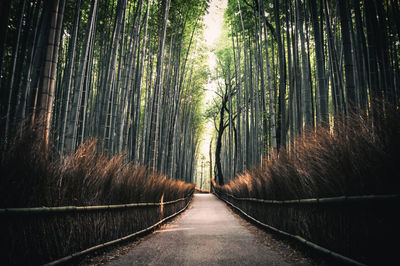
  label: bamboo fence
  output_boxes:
[214,191,366,266]
[1,192,193,265]
[214,190,400,265]
[44,195,193,265]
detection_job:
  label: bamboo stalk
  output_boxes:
[0,195,191,215]
[44,195,193,266]
[214,192,366,266]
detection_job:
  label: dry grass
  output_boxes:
[0,126,194,265]
[214,104,400,264]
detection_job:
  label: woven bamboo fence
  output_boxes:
[0,192,193,265]
[214,190,400,265]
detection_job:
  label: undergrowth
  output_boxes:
[214,104,400,264]
[216,105,400,199]
[0,127,194,265]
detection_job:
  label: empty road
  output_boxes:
[103,193,314,265]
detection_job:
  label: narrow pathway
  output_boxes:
[106,193,311,266]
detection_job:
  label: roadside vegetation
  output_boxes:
[0,126,194,265]
[215,105,400,199]
[213,104,400,264]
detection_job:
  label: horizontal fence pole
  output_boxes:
[44,194,193,266]
[214,192,366,266]
[223,193,400,204]
[0,196,189,215]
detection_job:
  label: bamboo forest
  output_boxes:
[0,0,399,265]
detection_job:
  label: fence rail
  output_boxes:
[0,197,187,215]
[222,193,400,204]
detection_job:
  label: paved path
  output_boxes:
[106,193,298,266]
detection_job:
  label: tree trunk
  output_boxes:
[309,0,328,126]
[4,0,26,145]
[216,94,228,186]
[296,0,312,129]
[65,0,98,152]
[39,0,63,145]
[273,0,287,149]
[151,0,171,171]
[338,0,356,110]
[59,0,81,154]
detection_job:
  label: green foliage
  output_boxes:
[215,46,233,83]
[225,0,254,30]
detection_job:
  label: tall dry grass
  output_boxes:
[0,126,194,265]
[214,104,400,264]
